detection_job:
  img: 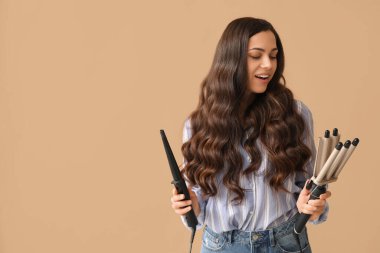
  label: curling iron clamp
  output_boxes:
[294,128,360,246]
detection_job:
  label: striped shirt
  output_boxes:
[181,100,329,232]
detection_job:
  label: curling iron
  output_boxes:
[160,130,198,253]
[293,128,359,252]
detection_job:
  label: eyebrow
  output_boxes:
[249,47,278,52]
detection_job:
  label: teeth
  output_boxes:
[255,74,269,79]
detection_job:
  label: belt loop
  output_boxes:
[269,229,275,247]
[226,230,232,244]
[232,230,237,243]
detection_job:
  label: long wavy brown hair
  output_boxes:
[181,17,311,204]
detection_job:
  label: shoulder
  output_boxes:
[182,118,192,143]
[294,100,315,140]
[294,99,313,122]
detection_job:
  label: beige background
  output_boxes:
[0,0,378,252]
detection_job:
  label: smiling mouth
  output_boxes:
[255,74,270,80]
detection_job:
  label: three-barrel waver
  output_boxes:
[293,128,359,253]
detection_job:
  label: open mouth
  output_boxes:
[255,74,270,80]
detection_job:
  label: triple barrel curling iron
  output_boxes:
[294,128,360,234]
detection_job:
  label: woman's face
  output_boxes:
[246,30,278,93]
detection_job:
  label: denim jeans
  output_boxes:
[201,214,312,253]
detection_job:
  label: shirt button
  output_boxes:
[249,211,253,215]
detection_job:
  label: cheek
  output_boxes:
[246,62,253,73]
[247,61,258,76]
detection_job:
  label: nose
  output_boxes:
[260,55,272,69]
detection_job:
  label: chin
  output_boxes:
[249,86,268,94]
[248,81,271,94]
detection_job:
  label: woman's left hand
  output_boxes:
[296,180,332,221]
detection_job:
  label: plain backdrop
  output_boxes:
[0,0,379,252]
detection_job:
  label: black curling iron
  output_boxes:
[160,130,198,253]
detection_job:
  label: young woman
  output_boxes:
[170,17,331,253]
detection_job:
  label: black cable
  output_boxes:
[293,231,303,253]
[189,227,196,253]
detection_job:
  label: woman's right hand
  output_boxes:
[171,187,200,217]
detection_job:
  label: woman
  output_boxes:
[170,17,331,253]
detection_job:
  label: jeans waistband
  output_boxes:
[204,214,299,247]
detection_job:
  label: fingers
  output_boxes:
[299,203,325,215]
[171,197,192,208]
[171,192,192,206]
[172,188,195,202]
[304,179,312,190]
[319,191,332,200]
[308,199,326,207]
[299,197,327,216]
[299,203,318,214]
[172,201,192,211]
[171,188,193,215]
[174,205,192,215]
[296,182,331,220]
[171,192,186,202]
[299,180,311,197]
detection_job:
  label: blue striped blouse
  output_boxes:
[181,100,329,233]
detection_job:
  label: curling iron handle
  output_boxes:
[172,180,198,229]
[294,184,326,234]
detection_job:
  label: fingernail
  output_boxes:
[306,180,313,190]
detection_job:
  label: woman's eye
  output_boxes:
[250,55,277,60]
[250,56,261,59]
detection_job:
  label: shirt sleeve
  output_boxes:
[180,119,208,230]
[294,101,329,225]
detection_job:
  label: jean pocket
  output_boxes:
[275,228,311,253]
[202,227,227,251]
